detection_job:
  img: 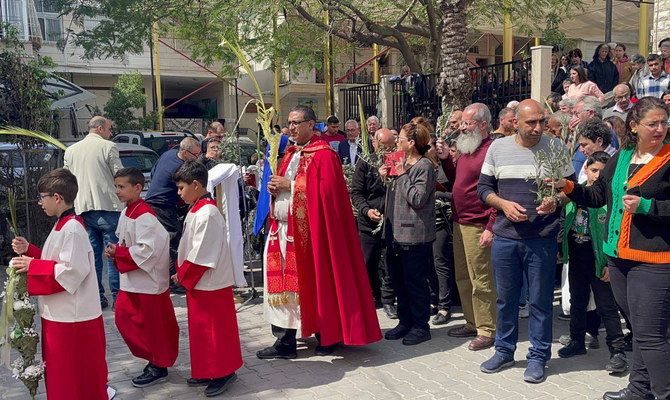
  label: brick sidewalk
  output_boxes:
[1,289,628,399]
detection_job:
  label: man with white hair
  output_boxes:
[436,103,497,351]
[366,115,381,137]
[338,120,362,164]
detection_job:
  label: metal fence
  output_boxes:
[340,58,531,132]
[0,145,63,263]
[470,59,531,128]
[391,73,441,130]
[340,83,379,123]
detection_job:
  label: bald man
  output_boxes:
[350,128,397,319]
[444,110,463,139]
[478,99,576,383]
[64,116,124,309]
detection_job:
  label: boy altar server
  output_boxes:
[105,167,179,387]
[11,168,111,399]
[171,160,242,397]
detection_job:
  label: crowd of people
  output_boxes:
[6,40,670,400]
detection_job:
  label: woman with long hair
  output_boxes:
[604,115,626,146]
[588,43,619,94]
[380,123,436,346]
[614,44,634,84]
[552,53,568,94]
[566,66,605,102]
[551,97,670,400]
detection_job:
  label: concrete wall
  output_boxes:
[653,0,670,51]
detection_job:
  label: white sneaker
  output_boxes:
[107,385,116,400]
[518,304,529,318]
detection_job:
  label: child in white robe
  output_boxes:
[105,167,179,388]
[11,168,110,400]
[171,160,242,397]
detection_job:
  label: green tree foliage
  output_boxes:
[103,71,155,131]
[49,0,591,75]
[0,24,58,140]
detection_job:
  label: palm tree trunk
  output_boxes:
[436,0,474,110]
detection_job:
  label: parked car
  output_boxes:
[112,131,198,156]
[116,143,159,197]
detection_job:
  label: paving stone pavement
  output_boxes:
[0,287,630,400]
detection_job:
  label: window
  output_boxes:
[34,0,59,13]
[37,16,61,42]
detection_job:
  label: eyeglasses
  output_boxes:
[614,95,630,101]
[186,149,201,158]
[288,120,307,127]
[640,121,669,129]
[396,136,410,142]
[36,193,55,203]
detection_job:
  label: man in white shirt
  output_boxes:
[338,119,361,165]
[64,116,124,309]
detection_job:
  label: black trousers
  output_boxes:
[148,203,182,279]
[359,230,395,305]
[387,242,432,332]
[567,239,624,353]
[428,226,457,311]
[608,258,670,399]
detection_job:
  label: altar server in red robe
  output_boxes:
[171,160,242,397]
[105,167,179,387]
[11,168,110,400]
[257,105,382,360]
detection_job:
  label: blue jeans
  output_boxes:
[492,236,557,363]
[81,210,120,301]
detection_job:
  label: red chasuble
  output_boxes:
[270,135,382,346]
[114,199,179,368]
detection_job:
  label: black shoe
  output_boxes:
[204,373,237,397]
[187,377,212,387]
[402,328,431,345]
[131,363,168,388]
[383,304,398,319]
[385,324,411,340]
[314,343,338,356]
[557,312,570,321]
[605,352,628,374]
[602,388,655,400]
[558,340,586,358]
[256,345,297,360]
[432,310,451,325]
[170,285,187,295]
[430,305,438,316]
[374,299,383,309]
[100,296,109,309]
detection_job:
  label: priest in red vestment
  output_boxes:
[257,105,382,360]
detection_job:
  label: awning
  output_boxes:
[44,75,96,110]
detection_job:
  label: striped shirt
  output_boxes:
[477,135,576,240]
[636,72,670,98]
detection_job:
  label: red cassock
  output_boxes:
[114,199,179,368]
[26,213,108,400]
[273,135,382,346]
[177,197,243,379]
